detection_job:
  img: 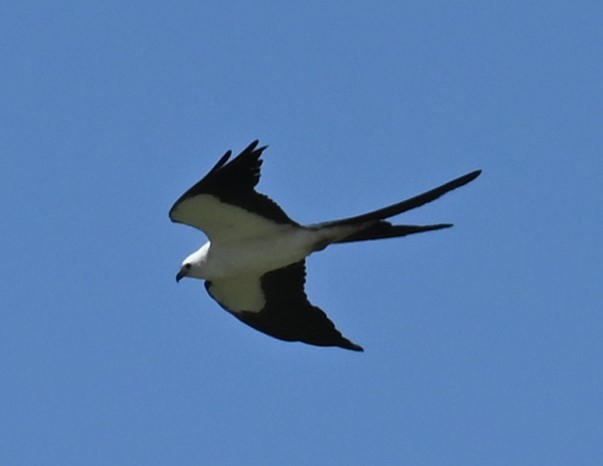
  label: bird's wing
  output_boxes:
[204,261,363,351]
[169,140,299,242]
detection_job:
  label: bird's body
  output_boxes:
[170,140,481,351]
[183,221,317,281]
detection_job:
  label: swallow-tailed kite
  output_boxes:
[170,140,481,351]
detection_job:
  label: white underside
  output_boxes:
[187,229,318,313]
[194,227,317,280]
[175,195,359,313]
[207,275,266,312]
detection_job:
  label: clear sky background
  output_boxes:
[2,1,601,465]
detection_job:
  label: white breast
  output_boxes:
[200,226,318,280]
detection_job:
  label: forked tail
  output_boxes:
[316,169,481,244]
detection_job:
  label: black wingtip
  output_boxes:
[245,139,268,152]
[207,149,232,175]
[239,139,268,159]
[246,139,260,151]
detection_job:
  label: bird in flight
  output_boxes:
[170,140,481,351]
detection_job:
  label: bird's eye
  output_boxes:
[185,263,192,270]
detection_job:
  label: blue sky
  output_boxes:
[2,1,601,464]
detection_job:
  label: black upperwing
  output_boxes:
[169,140,299,237]
[205,261,363,352]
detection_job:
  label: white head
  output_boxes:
[175,243,210,282]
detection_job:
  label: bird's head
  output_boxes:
[176,244,209,282]
[176,262,192,282]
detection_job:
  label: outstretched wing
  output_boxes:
[204,261,363,351]
[169,140,299,242]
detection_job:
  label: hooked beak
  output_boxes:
[176,269,187,282]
